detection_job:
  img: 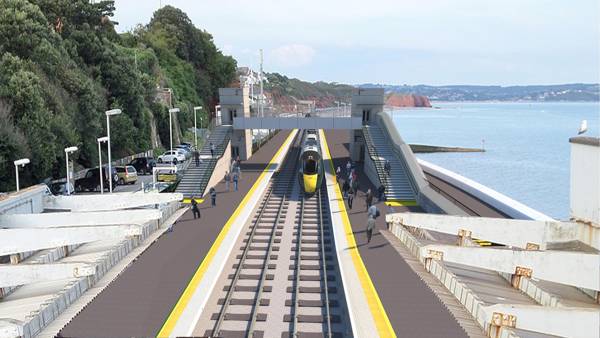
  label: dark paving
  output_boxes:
[425,172,508,218]
[324,130,469,338]
[58,131,291,338]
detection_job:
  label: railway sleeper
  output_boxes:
[286,286,337,294]
[282,314,341,323]
[237,254,277,260]
[229,273,275,280]
[289,255,333,261]
[233,263,276,269]
[288,264,334,270]
[284,299,339,307]
[279,331,344,338]
[210,313,267,321]
[203,329,265,338]
[224,285,272,292]
[287,274,336,281]
[217,298,270,306]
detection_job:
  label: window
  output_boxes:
[304,159,317,175]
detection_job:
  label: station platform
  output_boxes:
[58,131,292,337]
[322,130,471,338]
[55,129,502,338]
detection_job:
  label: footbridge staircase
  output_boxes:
[175,125,232,199]
[363,122,417,202]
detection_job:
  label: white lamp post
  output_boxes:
[13,158,30,192]
[97,136,109,194]
[193,106,202,149]
[64,146,78,195]
[169,108,180,152]
[105,109,122,193]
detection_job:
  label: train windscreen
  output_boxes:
[304,158,317,175]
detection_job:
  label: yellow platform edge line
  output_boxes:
[319,130,396,337]
[385,200,418,207]
[157,130,297,337]
[182,198,204,204]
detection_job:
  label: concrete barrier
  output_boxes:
[418,159,553,221]
[14,201,180,338]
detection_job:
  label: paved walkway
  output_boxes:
[324,130,469,338]
[58,131,291,337]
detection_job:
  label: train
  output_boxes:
[298,129,324,194]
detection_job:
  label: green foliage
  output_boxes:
[0,1,236,191]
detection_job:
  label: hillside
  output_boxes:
[265,73,354,108]
[0,1,236,191]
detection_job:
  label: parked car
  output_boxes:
[175,145,192,159]
[157,150,186,164]
[115,165,138,185]
[74,167,117,192]
[48,180,74,195]
[129,157,155,175]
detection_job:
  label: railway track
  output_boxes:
[199,132,351,337]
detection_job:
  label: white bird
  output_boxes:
[578,120,588,135]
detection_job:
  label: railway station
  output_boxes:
[0,88,599,338]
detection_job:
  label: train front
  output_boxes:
[301,147,321,194]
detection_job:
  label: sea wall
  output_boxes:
[418,158,553,221]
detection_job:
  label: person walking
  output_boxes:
[233,172,239,191]
[368,204,379,219]
[365,188,373,210]
[346,160,352,176]
[351,178,359,195]
[336,166,341,179]
[191,197,201,219]
[194,149,200,167]
[342,179,350,198]
[351,170,357,183]
[377,184,386,202]
[224,171,231,191]
[366,215,375,244]
[210,142,215,157]
[209,187,217,206]
[384,159,391,177]
[347,188,354,209]
[236,163,241,179]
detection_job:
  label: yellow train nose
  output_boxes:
[303,174,318,193]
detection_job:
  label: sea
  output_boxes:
[389,101,600,220]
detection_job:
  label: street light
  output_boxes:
[105,109,122,193]
[169,108,180,152]
[97,136,109,194]
[13,158,30,192]
[64,146,78,195]
[193,106,202,149]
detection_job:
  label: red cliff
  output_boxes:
[386,94,432,107]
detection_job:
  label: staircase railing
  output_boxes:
[362,127,390,188]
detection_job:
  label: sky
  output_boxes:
[112,0,600,86]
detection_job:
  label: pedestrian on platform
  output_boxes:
[224,171,231,191]
[346,160,352,176]
[233,172,239,191]
[384,159,391,177]
[194,149,200,167]
[191,197,201,219]
[210,142,215,157]
[366,215,375,244]
[210,187,217,206]
[347,188,354,209]
[365,188,373,210]
[352,170,357,183]
[368,204,380,219]
[351,178,359,195]
[236,163,241,179]
[336,166,341,179]
[342,180,350,198]
[377,184,386,202]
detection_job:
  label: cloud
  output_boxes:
[270,44,316,68]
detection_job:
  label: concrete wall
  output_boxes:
[202,140,232,198]
[0,185,48,215]
[419,159,554,221]
[233,117,362,130]
[351,88,384,124]
[570,137,600,226]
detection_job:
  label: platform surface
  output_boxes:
[324,129,470,338]
[58,131,291,337]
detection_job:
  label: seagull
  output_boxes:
[578,120,588,135]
